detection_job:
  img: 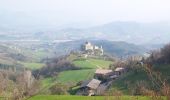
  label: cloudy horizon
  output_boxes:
[0,0,170,30]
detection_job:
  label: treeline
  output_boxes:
[0,69,40,100]
[0,63,25,72]
[148,43,170,64]
[33,55,80,78]
[117,43,170,98]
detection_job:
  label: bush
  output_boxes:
[49,83,69,95]
[148,43,170,64]
[33,56,80,78]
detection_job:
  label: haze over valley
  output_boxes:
[0,21,170,45]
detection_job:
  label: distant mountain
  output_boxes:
[87,21,170,44]
[1,21,170,44]
[54,40,147,57]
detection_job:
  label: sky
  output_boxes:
[0,0,170,29]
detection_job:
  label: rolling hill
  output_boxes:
[0,42,47,71]
[54,40,147,57]
[1,21,170,45]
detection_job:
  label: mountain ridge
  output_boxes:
[1,21,170,44]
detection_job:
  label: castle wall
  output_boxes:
[83,42,104,56]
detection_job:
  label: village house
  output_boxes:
[82,42,103,56]
[94,69,113,81]
[114,67,126,76]
[77,79,101,96]
[77,68,126,96]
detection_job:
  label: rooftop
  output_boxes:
[95,69,113,75]
[80,79,101,90]
[115,67,125,71]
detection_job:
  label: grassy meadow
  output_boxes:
[73,58,113,69]
[27,95,167,100]
[43,57,113,86]
[57,69,95,83]
[41,56,113,86]
[20,62,45,70]
[37,56,113,95]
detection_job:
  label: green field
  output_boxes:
[36,57,114,95]
[57,69,95,83]
[39,69,95,94]
[57,58,113,84]
[41,58,113,90]
[0,97,7,100]
[73,58,113,69]
[19,47,50,60]
[41,69,95,87]
[39,77,58,94]
[20,62,45,70]
[28,95,167,100]
[41,77,57,87]
[111,70,149,94]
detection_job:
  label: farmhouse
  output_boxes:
[77,68,126,96]
[77,79,101,96]
[114,67,126,75]
[94,69,113,81]
[82,42,103,56]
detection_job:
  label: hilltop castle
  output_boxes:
[82,42,103,56]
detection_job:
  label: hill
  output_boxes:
[0,42,48,71]
[1,21,170,44]
[111,64,170,95]
[111,43,170,95]
[54,40,146,57]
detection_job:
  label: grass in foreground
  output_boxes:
[40,69,95,94]
[27,95,167,100]
[0,97,4,100]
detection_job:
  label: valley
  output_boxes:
[0,40,170,100]
[1,0,170,99]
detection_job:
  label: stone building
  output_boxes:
[94,69,113,81]
[114,67,126,76]
[77,79,101,96]
[82,42,103,56]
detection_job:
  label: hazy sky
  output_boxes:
[0,0,170,28]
